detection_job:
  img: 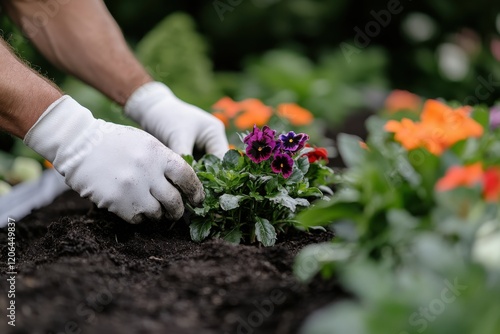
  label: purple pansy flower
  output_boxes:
[296,133,310,152]
[271,153,294,178]
[244,125,277,163]
[279,131,305,152]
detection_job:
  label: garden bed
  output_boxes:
[0,191,344,334]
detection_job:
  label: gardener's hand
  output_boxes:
[124,82,229,158]
[24,96,204,224]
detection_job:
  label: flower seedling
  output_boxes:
[185,125,334,246]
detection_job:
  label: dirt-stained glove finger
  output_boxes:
[150,179,185,221]
[163,152,205,207]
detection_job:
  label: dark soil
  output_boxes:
[0,191,345,334]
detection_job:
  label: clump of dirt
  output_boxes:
[0,191,345,334]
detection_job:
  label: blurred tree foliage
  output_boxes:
[136,13,221,109]
[1,0,500,111]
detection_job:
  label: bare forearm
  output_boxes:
[0,38,61,138]
[3,0,152,105]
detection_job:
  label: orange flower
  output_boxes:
[212,111,229,127]
[385,100,483,155]
[234,99,272,130]
[384,90,422,113]
[213,97,241,118]
[43,160,53,169]
[384,118,427,151]
[277,103,314,126]
[212,97,243,127]
[483,167,500,202]
[435,163,483,192]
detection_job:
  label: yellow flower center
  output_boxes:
[280,163,284,168]
[289,139,294,143]
[258,147,263,152]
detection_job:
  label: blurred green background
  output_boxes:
[2,0,500,148]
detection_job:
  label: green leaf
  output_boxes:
[295,198,310,208]
[189,220,212,242]
[182,155,195,166]
[222,149,243,169]
[337,133,366,168]
[222,227,242,244]
[193,207,208,216]
[255,217,277,246]
[300,187,324,198]
[294,243,352,282]
[471,106,490,129]
[287,167,305,184]
[255,175,274,188]
[395,154,421,187]
[249,191,264,201]
[196,171,217,182]
[201,154,220,167]
[219,194,242,211]
[296,156,310,174]
[268,188,299,212]
[297,200,361,227]
[265,177,280,194]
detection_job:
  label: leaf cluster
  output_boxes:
[185,149,334,246]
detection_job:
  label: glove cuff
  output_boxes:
[124,81,176,123]
[23,96,97,169]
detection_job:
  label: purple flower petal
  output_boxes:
[273,140,282,154]
[296,134,310,152]
[243,125,259,144]
[271,153,294,178]
[244,125,277,163]
[262,126,276,139]
[279,131,306,152]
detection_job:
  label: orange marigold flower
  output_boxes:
[483,167,500,202]
[277,103,314,126]
[234,99,272,130]
[385,100,483,155]
[212,97,241,118]
[420,100,482,153]
[384,90,422,113]
[212,111,229,127]
[435,163,483,192]
[384,118,425,151]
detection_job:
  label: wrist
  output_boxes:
[116,75,153,106]
[24,96,97,167]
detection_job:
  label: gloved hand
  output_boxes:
[124,82,229,158]
[24,96,204,224]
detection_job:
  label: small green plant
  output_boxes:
[185,125,334,246]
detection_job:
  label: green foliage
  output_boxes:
[136,12,220,109]
[294,102,500,333]
[298,105,500,256]
[185,148,334,247]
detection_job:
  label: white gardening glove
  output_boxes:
[124,82,229,158]
[24,96,204,224]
